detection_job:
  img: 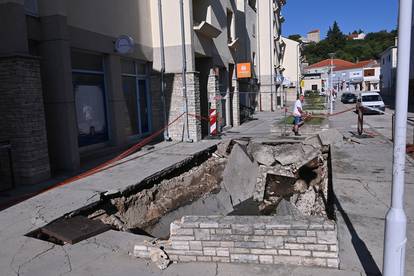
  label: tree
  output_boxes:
[288,34,302,42]
[326,21,346,49]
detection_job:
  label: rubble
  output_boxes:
[222,144,259,206]
[88,129,338,240]
[149,247,171,270]
[318,129,344,147]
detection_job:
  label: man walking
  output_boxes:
[292,94,306,136]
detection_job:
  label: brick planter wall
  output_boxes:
[134,215,339,268]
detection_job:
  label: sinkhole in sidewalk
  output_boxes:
[80,137,335,240]
[26,136,336,246]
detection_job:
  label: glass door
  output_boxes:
[138,79,150,134]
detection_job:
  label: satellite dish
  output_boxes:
[115,35,135,54]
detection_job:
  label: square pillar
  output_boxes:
[208,69,223,131]
[167,72,202,142]
[232,77,241,127]
[0,56,51,185]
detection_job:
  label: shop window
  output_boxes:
[71,51,108,147]
[121,60,151,137]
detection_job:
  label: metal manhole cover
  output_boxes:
[40,216,111,244]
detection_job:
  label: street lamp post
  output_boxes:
[328,53,335,115]
[383,0,412,275]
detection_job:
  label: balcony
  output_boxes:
[193,21,222,39]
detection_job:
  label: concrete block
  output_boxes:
[202,241,220,247]
[212,256,230,263]
[220,241,235,248]
[289,230,307,236]
[235,241,265,248]
[297,237,317,244]
[329,245,338,252]
[304,244,328,251]
[273,230,289,236]
[264,236,284,248]
[312,251,338,258]
[216,248,230,257]
[200,222,219,228]
[291,250,311,257]
[172,241,189,250]
[231,224,253,235]
[189,241,202,250]
[178,255,197,262]
[230,248,250,254]
[203,248,217,256]
[194,229,211,241]
[327,258,340,268]
[197,256,212,262]
[278,249,291,256]
[259,255,274,264]
[284,243,304,250]
[230,254,259,263]
[222,144,259,205]
[317,231,337,244]
[250,249,278,255]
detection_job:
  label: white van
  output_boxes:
[356,91,385,114]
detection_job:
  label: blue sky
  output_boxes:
[282,0,398,37]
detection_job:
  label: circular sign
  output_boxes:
[115,35,135,54]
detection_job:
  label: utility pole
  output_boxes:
[383,0,412,275]
[328,53,335,115]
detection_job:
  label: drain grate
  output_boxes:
[26,216,111,245]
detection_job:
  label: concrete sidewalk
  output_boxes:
[2,106,409,275]
[330,101,414,275]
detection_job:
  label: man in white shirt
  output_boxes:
[292,95,306,136]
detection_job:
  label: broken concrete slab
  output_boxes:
[247,143,277,166]
[222,144,259,206]
[273,144,305,166]
[216,139,234,157]
[318,129,344,147]
[303,135,323,149]
[275,199,302,216]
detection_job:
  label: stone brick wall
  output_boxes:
[134,215,339,269]
[0,55,51,185]
[150,72,202,142]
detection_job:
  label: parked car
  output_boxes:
[341,93,357,104]
[356,92,385,114]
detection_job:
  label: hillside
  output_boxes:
[289,22,397,65]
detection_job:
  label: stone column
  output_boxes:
[167,72,202,142]
[225,89,232,128]
[232,76,241,127]
[0,56,51,185]
[38,14,80,172]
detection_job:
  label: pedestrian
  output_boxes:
[292,94,306,136]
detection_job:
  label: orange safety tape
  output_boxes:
[0,112,186,210]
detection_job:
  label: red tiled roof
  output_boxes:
[308,29,320,34]
[334,60,377,71]
[306,59,354,70]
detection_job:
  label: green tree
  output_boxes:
[326,21,346,49]
[288,34,302,42]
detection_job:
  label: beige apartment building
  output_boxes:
[280,36,301,102]
[256,0,286,111]
[0,0,285,187]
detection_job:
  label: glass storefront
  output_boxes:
[72,51,108,147]
[121,59,151,137]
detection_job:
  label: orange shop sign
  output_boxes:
[237,63,251,79]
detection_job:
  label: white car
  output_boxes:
[356,91,385,114]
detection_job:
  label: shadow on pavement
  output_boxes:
[334,193,382,276]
